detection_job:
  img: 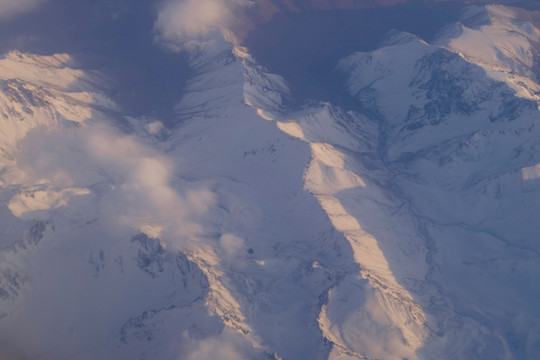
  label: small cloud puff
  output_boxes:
[187,337,243,360]
[154,0,246,52]
[219,233,245,255]
[181,328,264,360]
[145,120,166,135]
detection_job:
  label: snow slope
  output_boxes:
[338,5,540,359]
[0,3,539,360]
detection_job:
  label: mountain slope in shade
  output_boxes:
[0,2,539,360]
[227,0,536,43]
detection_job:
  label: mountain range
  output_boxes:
[0,1,539,359]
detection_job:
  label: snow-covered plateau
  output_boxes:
[0,1,539,359]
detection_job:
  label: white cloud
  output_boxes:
[219,233,245,255]
[154,0,246,51]
[14,122,215,247]
[145,120,166,135]
[181,328,262,360]
[83,125,216,240]
[187,338,243,360]
[0,0,45,20]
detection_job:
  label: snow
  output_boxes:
[8,187,91,219]
[1,2,540,360]
[440,5,540,102]
[338,4,540,359]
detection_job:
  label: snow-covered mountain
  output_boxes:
[0,1,539,359]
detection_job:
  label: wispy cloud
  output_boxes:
[14,122,215,247]
[0,0,46,20]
